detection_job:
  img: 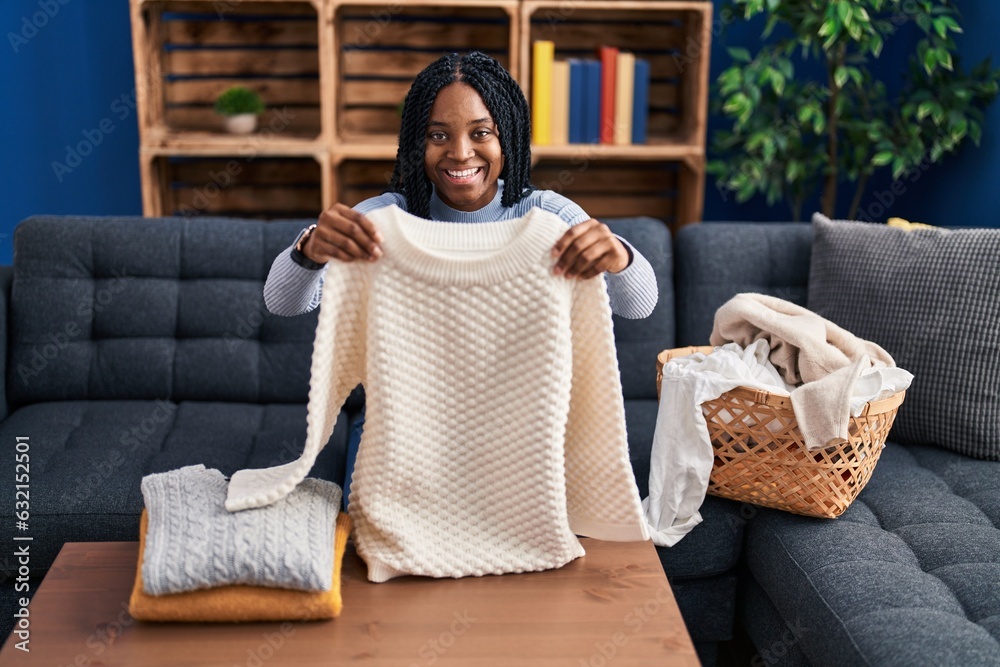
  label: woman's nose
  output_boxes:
[447,135,474,160]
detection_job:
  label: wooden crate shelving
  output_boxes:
[131,0,711,229]
[334,1,519,144]
[335,158,397,207]
[144,154,324,218]
[132,1,325,144]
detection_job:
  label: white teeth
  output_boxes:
[446,168,480,178]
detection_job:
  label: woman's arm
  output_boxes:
[539,191,659,319]
[263,193,404,316]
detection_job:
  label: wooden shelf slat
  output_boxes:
[142,128,325,157]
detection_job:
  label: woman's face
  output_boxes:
[423,82,505,212]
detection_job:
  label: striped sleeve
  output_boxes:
[262,192,406,317]
[263,246,325,316]
[537,190,658,320]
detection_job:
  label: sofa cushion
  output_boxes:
[807,213,1000,460]
[745,442,1000,666]
[674,223,812,346]
[9,216,319,406]
[657,496,747,579]
[606,217,675,400]
[670,573,737,642]
[0,400,350,575]
[741,575,811,667]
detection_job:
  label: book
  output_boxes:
[596,46,618,144]
[551,60,570,145]
[614,50,635,145]
[532,40,555,145]
[583,59,601,143]
[632,57,651,145]
[568,59,585,143]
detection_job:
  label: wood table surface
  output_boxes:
[0,539,699,666]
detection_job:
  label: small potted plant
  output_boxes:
[214,86,265,134]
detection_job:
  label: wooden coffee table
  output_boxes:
[0,539,698,666]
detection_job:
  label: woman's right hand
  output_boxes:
[302,203,384,264]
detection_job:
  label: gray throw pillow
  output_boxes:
[807,212,1000,460]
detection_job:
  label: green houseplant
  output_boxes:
[214,86,266,134]
[708,0,1000,221]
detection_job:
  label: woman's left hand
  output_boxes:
[550,218,631,279]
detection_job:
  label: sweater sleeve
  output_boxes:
[563,276,651,542]
[226,261,369,511]
[262,192,406,317]
[537,190,658,320]
[263,245,325,316]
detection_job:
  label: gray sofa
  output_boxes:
[1,215,997,667]
[676,223,1000,667]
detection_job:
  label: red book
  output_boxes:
[597,46,618,144]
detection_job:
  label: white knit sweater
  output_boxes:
[225,205,650,581]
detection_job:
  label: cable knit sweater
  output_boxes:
[225,205,650,581]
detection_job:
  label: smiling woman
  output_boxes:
[264,50,658,319]
[423,82,505,212]
[260,51,660,510]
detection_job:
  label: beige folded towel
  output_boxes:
[710,293,896,449]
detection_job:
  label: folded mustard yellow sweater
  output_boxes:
[128,510,352,622]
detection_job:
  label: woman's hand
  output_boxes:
[302,203,384,264]
[550,218,630,279]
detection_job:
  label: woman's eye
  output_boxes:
[474,129,491,139]
[428,132,446,141]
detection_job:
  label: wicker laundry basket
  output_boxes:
[655,346,906,519]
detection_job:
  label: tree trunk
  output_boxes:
[848,171,871,220]
[791,196,803,223]
[821,45,846,217]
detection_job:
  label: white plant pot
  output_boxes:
[224,113,258,134]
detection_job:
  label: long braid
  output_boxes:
[387,52,534,218]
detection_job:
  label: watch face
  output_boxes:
[296,227,312,252]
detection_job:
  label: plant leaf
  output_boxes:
[728,47,752,63]
[872,152,893,166]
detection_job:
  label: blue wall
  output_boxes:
[700,2,1000,226]
[1,1,141,264]
[1,1,998,266]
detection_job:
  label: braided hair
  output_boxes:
[387,51,534,219]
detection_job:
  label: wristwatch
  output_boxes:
[291,224,325,270]
[296,223,317,254]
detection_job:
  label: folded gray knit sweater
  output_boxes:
[140,464,342,595]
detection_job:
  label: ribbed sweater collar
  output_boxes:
[429,179,507,223]
[371,204,557,286]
